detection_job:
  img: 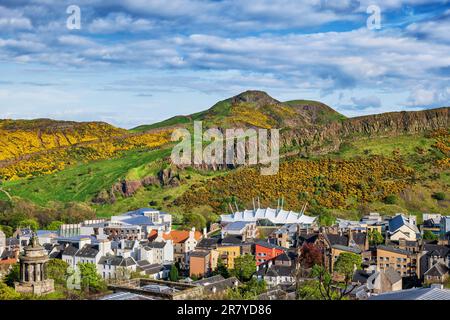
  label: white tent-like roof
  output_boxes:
[220,207,316,225]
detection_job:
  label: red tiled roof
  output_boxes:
[148,230,202,243]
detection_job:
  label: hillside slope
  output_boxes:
[131,90,347,132]
[0,91,448,224]
[0,119,127,161]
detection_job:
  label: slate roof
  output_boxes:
[352,270,371,284]
[62,245,79,257]
[388,215,419,234]
[332,244,362,254]
[197,237,220,249]
[298,233,318,244]
[0,249,15,259]
[75,244,99,258]
[98,256,136,267]
[377,245,411,256]
[353,233,366,245]
[194,276,241,294]
[193,275,225,285]
[190,250,210,258]
[326,234,349,246]
[274,252,291,262]
[369,287,450,300]
[424,244,450,258]
[136,260,151,267]
[143,242,166,249]
[424,263,449,277]
[224,221,253,231]
[265,265,296,277]
[136,261,164,275]
[384,268,402,285]
[5,238,19,246]
[220,235,243,245]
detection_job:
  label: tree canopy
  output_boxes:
[77,262,106,293]
[47,259,69,285]
[231,254,256,282]
[334,252,361,283]
[169,264,179,282]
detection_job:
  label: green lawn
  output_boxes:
[3,148,171,206]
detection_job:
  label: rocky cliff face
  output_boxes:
[92,167,181,204]
[282,107,449,154]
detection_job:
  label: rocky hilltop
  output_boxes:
[134,90,448,156]
[283,106,449,154]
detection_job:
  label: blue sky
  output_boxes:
[0,0,449,128]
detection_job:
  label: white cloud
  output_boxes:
[88,13,155,34]
[0,6,32,30]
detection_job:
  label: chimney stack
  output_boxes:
[189,227,196,240]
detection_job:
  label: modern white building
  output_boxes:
[220,207,317,226]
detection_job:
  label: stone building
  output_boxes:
[15,233,54,296]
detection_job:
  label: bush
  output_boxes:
[47,259,69,285]
[432,192,446,201]
[384,195,398,205]
[4,264,20,287]
[423,230,438,241]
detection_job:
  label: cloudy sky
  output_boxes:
[0,0,449,128]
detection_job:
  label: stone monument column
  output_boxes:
[28,264,34,282]
[14,233,54,295]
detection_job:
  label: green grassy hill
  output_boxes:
[0,91,448,230]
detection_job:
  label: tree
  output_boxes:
[307,253,361,301]
[310,265,335,300]
[18,218,39,231]
[0,225,13,238]
[423,230,438,241]
[183,213,207,231]
[226,278,266,300]
[46,259,69,285]
[4,263,20,287]
[169,264,179,282]
[115,267,132,281]
[214,257,229,278]
[309,206,336,227]
[300,243,322,269]
[77,262,106,293]
[333,252,361,298]
[231,254,256,282]
[0,282,20,300]
[297,279,339,300]
[46,221,64,231]
[384,195,398,205]
[368,229,384,245]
